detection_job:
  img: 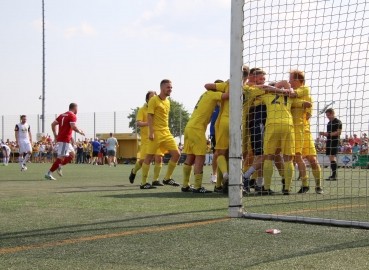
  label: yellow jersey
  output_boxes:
[215,83,229,121]
[136,104,148,141]
[147,95,170,131]
[291,86,310,126]
[261,94,304,126]
[243,85,265,121]
[186,91,223,131]
[303,95,313,132]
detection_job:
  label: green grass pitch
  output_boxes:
[1,163,369,269]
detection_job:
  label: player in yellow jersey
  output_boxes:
[181,80,229,193]
[259,88,311,195]
[289,70,324,194]
[129,91,165,186]
[140,79,181,189]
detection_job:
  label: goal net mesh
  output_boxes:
[233,0,369,228]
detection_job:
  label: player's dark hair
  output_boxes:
[242,65,250,79]
[20,115,26,119]
[146,91,157,102]
[250,68,266,76]
[325,108,335,114]
[214,79,224,83]
[289,69,305,84]
[69,103,77,110]
[160,79,172,87]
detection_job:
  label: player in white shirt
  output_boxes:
[1,143,11,165]
[15,115,33,171]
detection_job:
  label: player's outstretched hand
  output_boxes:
[149,133,154,141]
[80,130,85,136]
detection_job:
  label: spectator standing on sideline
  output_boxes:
[107,133,119,167]
[353,134,361,144]
[91,138,100,165]
[76,143,84,164]
[319,108,342,181]
[209,102,220,183]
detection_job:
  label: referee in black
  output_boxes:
[319,108,342,180]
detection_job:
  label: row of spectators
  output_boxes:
[315,133,369,154]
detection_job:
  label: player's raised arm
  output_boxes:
[204,83,216,90]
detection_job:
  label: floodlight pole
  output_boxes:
[41,0,46,133]
[228,0,244,218]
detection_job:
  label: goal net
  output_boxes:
[229,0,369,228]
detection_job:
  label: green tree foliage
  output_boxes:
[127,98,190,138]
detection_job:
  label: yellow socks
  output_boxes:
[194,173,203,189]
[141,163,150,185]
[182,164,193,187]
[263,160,273,190]
[133,161,142,174]
[153,162,162,181]
[284,161,294,190]
[217,155,228,175]
[301,176,309,187]
[164,160,177,180]
[312,167,322,187]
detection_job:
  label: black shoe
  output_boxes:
[214,186,223,193]
[254,186,262,192]
[193,187,212,193]
[140,183,157,189]
[297,186,310,194]
[152,181,164,186]
[163,179,180,186]
[282,189,291,195]
[129,169,136,184]
[325,176,337,181]
[249,179,256,189]
[258,187,275,195]
[181,185,195,192]
[222,177,229,194]
[281,179,285,192]
[315,187,324,194]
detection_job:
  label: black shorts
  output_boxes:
[326,139,339,156]
[92,151,99,157]
[250,120,265,156]
[210,134,216,153]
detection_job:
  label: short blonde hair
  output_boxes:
[289,69,305,84]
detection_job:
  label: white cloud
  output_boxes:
[63,22,98,39]
[31,18,51,32]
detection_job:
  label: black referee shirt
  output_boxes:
[327,118,342,141]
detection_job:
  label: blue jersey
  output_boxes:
[210,105,220,136]
[91,141,100,152]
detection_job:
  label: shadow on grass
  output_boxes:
[0,208,226,241]
[103,191,226,199]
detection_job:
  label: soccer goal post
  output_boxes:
[229,0,369,229]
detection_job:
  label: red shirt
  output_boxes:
[56,111,77,143]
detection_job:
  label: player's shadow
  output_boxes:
[0,180,46,182]
[103,191,226,199]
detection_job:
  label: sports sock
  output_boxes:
[164,160,177,180]
[244,166,256,179]
[23,154,30,165]
[284,161,294,191]
[194,173,203,189]
[312,167,322,187]
[217,155,228,176]
[61,156,73,166]
[257,177,264,187]
[331,161,337,177]
[301,176,309,187]
[216,166,223,188]
[50,158,62,173]
[19,157,24,169]
[133,161,142,174]
[153,162,162,181]
[141,163,150,185]
[263,160,273,190]
[182,164,193,187]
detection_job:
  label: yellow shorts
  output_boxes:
[140,140,164,159]
[263,124,295,156]
[294,124,304,154]
[183,127,206,156]
[215,121,229,150]
[147,130,178,155]
[302,131,317,157]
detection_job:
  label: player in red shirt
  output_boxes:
[45,103,85,180]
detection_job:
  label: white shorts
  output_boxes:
[19,141,32,154]
[57,142,74,157]
[2,149,10,156]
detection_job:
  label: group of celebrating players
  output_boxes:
[127,67,324,195]
[6,67,325,195]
